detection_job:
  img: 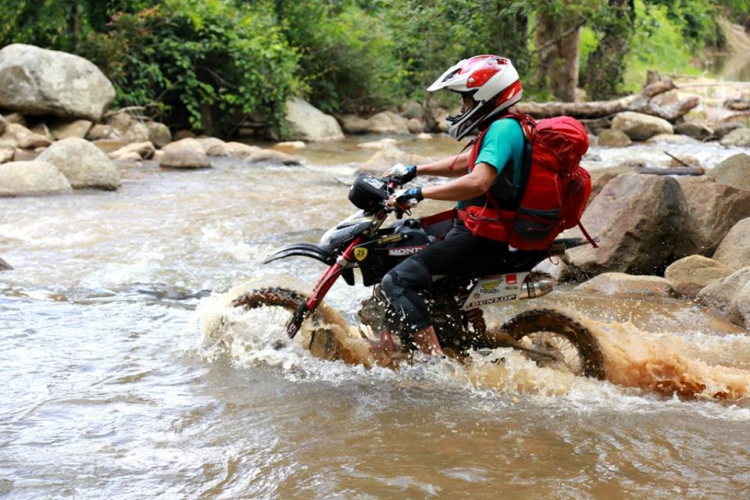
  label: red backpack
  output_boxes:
[462,113,598,250]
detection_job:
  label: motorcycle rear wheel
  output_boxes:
[487,309,606,380]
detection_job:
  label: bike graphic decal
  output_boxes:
[387,245,427,257]
[463,272,530,310]
[354,248,369,261]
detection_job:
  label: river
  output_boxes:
[1,135,749,499]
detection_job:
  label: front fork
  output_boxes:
[286,237,362,339]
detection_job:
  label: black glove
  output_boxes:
[385,164,417,185]
[393,187,423,206]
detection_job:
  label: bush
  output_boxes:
[88,0,301,133]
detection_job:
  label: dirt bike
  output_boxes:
[233,174,605,379]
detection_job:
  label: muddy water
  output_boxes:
[1,136,750,499]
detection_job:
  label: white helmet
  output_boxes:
[428,55,522,140]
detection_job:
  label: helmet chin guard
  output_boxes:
[428,55,522,140]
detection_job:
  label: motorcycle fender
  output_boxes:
[263,243,335,266]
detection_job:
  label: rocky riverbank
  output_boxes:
[2,43,750,329]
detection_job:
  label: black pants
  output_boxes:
[380,221,510,331]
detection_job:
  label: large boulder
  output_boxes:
[0,160,72,196]
[366,111,410,135]
[338,115,371,134]
[664,255,734,297]
[5,123,51,149]
[713,218,750,270]
[0,44,115,121]
[676,176,750,255]
[221,142,261,159]
[612,111,673,141]
[576,272,674,297]
[158,143,210,169]
[49,118,93,140]
[37,138,121,190]
[284,97,344,142]
[708,154,750,191]
[195,137,225,153]
[713,122,745,140]
[697,267,750,318]
[730,282,750,327]
[566,174,690,276]
[720,128,750,148]
[246,149,300,166]
[598,129,632,147]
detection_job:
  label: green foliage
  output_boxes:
[622,1,703,92]
[96,0,300,131]
[273,1,405,114]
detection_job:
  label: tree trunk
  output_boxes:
[535,7,582,102]
[584,0,636,100]
[517,80,699,121]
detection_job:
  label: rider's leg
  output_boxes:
[381,222,509,355]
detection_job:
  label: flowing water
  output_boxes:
[1,135,750,499]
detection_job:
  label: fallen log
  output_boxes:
[517,80,699,122]
[636,166,705,176]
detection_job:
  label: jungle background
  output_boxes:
[2,0,748,134]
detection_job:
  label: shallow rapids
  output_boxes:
[2,135,750,498]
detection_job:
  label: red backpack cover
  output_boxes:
[463,114,596,250]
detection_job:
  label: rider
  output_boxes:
[382,55,530,357]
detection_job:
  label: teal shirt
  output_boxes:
[457,118,526,209]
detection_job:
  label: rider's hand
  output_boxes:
[383,163,417,185]
[388,187,423,208]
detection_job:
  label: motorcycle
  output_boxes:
[233,174,605,379]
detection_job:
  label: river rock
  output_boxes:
[275,141,305,150]
[399,101,423,120]
[612,112,673,141]
[158,143,210,169]
[0,148,14,164]
[49,118,93,140]
[91,139,129,154]
[664,255,734,297]
[222,142,261,159]
[3,112,25,126]
[285,97,344,142]
[110,141,155,161]
[37,138,121,190]
[0,115,6,136]
[407,118,424,134]
[195,137,225,153]
[0,257,11,270]
[729,281,750,327]
[598,129,632,147]
[339,115,370,134]
[0,44,115,121]
[13,149,38,162]
[106,113,150,143]
[708,154,750,191]
[0,160,72,196]
[676,176,750,255]
[246,149,300,166]
[720,128,750,147]
[163,138,203,153]
[566,174,689,276]
[86,124,116,141]
[577,272,674,297]
[713,122,745,140]
[30,123,52,141]
[361,145,429,170]
[146,121,171,148]
[424,107,449,133]
[646,133,694,144]
[697,267,750,317]
[6,123,51,149]
[367,111,410,135]
[713,218,750,270]
[359,138,398,150]
[416,133,433,140]
[675,122,713,141]
[174,130,196,141]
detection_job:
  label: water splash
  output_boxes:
[192,284,750,403]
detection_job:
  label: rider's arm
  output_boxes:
[420,163,497,201]
[415,151,471,178]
